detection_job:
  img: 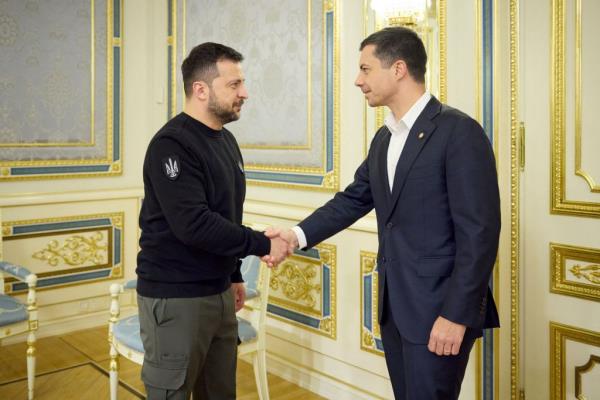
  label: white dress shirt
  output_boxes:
[292,92,432,249]
[385,91,431,191]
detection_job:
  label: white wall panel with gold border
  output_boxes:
[520,0,600,399]
[171,0,340,191]
[551,0,600,218]
[2,0,166,194]
[0,190,142,341]
[550,243,600,303]
[550,322,600,400]
[0,0,168,339]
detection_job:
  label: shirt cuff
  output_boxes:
[292,226,307,249]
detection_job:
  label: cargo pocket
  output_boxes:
[142,357,188,392]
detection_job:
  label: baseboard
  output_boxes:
[262,352,388,400]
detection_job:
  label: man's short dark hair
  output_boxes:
[182,42,244,97]
[360,27,427,83]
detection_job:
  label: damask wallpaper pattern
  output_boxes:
[0,0,122,180]
[172,0,339,190]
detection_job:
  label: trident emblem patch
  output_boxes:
[162,155,180,180]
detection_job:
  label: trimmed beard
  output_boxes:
[208,89,241,125]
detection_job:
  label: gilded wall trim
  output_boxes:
[2,213,124,293]
[573,0,599,194]
[0,0,123,180]
[575,354,600,399]
[551,0,600,217]
[550,322,600,400]
[510,0,521,398]
[267,243,336,338]
[32,230,109,267]
[550,243,600,302]
[360,250,383,356]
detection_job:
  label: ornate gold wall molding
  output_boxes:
[550,322,600,400]
[510,0,521,397]
[550,243,600,302]
[360,250,383,356]
[32,231,108,267]
[2,213,124,293]
[574,0,599,194]
[0,0,123,180]
[270,261,321,310]
[575,354,600,399]
[551,0,600,217]
[267,243,337,338]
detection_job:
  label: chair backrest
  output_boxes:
[241,255,262,293]
[240,255,270,345]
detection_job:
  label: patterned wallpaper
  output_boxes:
[0,0,121,179]
[174,0,338,189]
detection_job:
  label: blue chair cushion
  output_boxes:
[237,317,257,343]
[0,294,28,327]
[114,315,144,353]
[123,280,137,290]
[245,287,259,300]
[113,314,259,353]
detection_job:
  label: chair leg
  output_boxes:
[252,350,269,400]
[109,353,119,400]
[26,331,35,400]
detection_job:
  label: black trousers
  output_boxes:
[380,284,478,400]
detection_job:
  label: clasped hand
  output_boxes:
[261,227,299,268]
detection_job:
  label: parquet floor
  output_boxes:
[0,326,325,399]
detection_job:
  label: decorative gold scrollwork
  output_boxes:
[362,328,374,347]
[570,264,600,284]
[32,231,108,267]
[319,317,332,334]
[270,261,321,308]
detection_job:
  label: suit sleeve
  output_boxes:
[298,147,376,249]
[440,117,501,328]
[148,137,271,258]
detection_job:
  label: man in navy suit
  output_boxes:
[265,27,500,399]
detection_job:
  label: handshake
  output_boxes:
[261,227,299,268]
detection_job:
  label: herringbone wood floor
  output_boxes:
[0,326,325,399]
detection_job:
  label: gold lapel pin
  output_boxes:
[418,132,425,139]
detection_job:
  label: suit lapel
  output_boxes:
[378,127,393,204]
[385,97,442,222]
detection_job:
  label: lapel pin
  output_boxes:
[418,132,425,139]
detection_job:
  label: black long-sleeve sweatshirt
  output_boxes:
[136,112,271,298]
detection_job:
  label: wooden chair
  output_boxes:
[108,255,271,399]
[237,255,271,400]
[0,261,38,399]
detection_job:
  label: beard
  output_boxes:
[208,89,243,125]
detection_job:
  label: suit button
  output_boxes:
[386,222,393,229]
[382,257,386,263]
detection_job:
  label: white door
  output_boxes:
[521,0,600,399]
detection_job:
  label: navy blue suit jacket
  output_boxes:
[298,96,500,344]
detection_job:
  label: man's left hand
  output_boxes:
[231,282,246,312]
[427,316,467,356]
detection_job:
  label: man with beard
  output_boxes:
[136,42,292,399]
